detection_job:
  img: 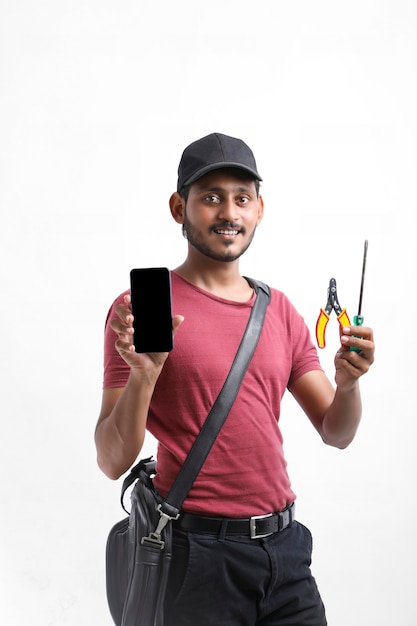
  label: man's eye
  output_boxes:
[204,195,220,203]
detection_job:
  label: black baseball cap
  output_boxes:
[177,132,262,192]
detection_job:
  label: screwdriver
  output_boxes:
[350,240,368,352]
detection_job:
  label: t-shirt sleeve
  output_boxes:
[288,307,323,387]
[102,291,131,389]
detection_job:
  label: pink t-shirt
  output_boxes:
[103,272,322,517]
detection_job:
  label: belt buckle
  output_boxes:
[249,513,274,539]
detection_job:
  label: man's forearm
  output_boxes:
[321,382,362,449]
[95,371,157,479]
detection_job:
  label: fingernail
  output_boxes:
[343,327,351,334]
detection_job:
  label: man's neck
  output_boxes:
[173,260,253,303]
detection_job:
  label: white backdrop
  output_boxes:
[1,1,416,624]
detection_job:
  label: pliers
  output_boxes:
[316,278,351,349]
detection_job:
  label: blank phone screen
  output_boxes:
[130,268,173,353]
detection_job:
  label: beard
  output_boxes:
[182,215,257,263]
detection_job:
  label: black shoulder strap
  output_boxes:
[160,278,270,517]
[121,279,271,516]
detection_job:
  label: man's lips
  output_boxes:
[214,228,240,236]
[212,223,243,237]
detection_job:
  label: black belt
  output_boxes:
[174,503,295,539]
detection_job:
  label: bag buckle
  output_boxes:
[249,512,274,539]
[141,504,180,550]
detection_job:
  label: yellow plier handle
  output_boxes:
[316,309,330,349]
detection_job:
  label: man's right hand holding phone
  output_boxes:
[110,294,184,372]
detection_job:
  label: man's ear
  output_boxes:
[169,192,185,224]
[256,195,265,226]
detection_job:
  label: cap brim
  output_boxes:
[181,162,262,189]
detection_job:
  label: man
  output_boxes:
[95,132,375,625]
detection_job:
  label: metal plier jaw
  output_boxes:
[316,278,351,349]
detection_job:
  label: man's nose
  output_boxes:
[218,197,238,221]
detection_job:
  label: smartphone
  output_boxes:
[130,267,173,353]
